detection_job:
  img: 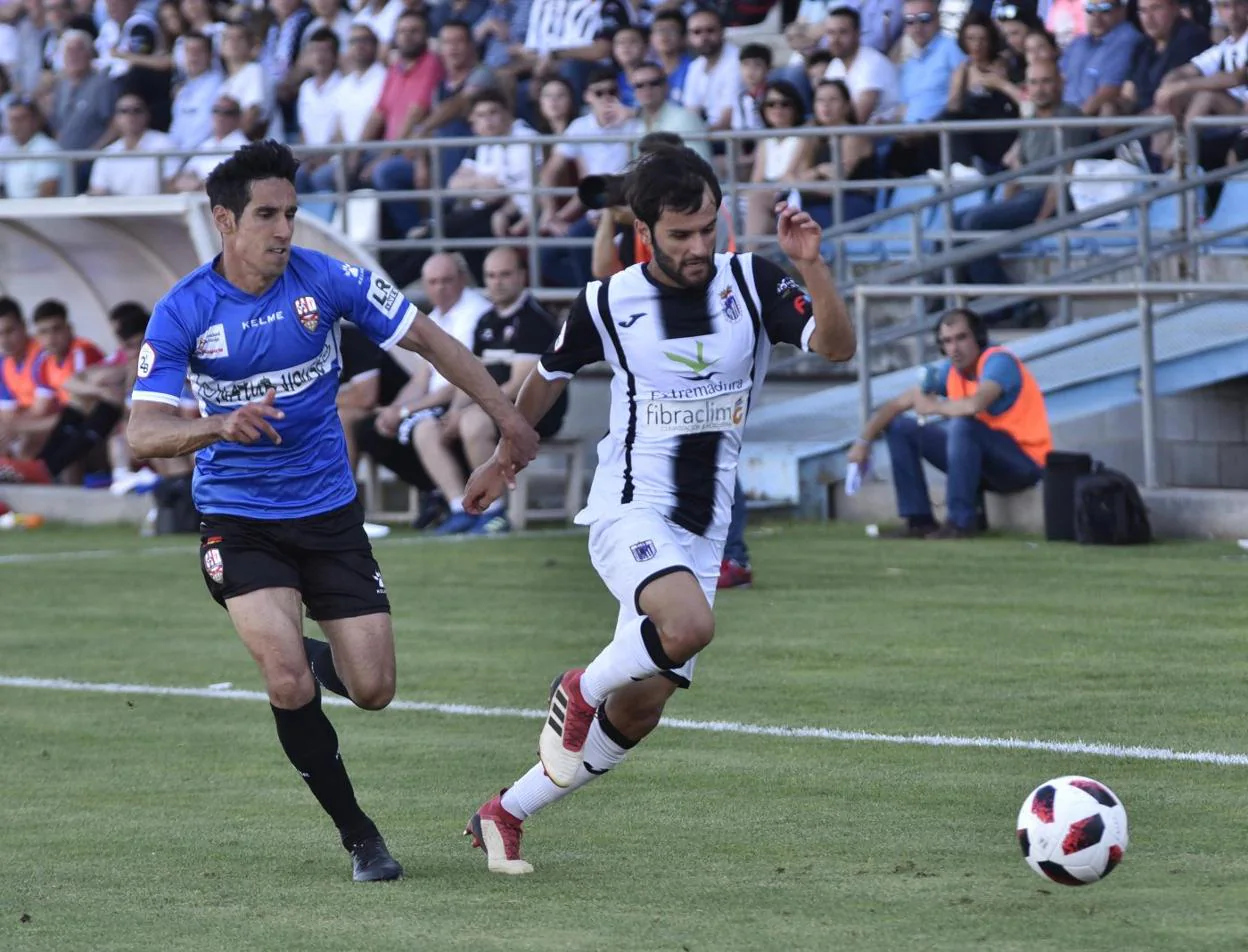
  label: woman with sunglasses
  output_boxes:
[744,80,809,241]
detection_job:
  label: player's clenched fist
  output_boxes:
[220,388,285,445]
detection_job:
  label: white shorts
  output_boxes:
[587,505,724,688]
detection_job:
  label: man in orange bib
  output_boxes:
[848,307,1051,538]
[33,299,105,404]
[0,298,60,458]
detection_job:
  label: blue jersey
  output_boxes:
[132,247,417,519]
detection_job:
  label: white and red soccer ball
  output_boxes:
[1017,776,1129,886]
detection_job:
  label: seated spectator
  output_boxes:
[409,19,501,187]
[612,23,650,106]
[884,0,968,176]
[1047,0,1088,47]
[1024,25,1062,67]
[355,11,445,243]
[167,93,248,191]
[630,61,711,159]
[745,79,809,240]
[97,0,171,132]
[792,78,878,225]
[87,92,179,195]
[304,0,353,50]
[509,0,626,101]
[1,97,63,197]
[1061,0,1143,115]
[355,252,491,529]
[337,320,409,473]
[294,27,342,148]
[11,0,50,97]
[945,12,1021,169]
[178,0,224,56]
[823,6,903,122]
[731,42,771,136]
[1115,0,1210,115]
[1153,0,1247,167]
[295,24,384,198]
[49,30,116,191]
[805,48,834,88]
[995,2,1043,83]
[476,0,531,73]
[537,66,634,288]
[219,21,279,142]
[648,9,693,103]
[954,61,1095,303]
[352,0,407,50]
[0,301,145,486]
[534,75,577,142]
[167,31,223,153]
[847,308,1051,539]
[683,8,741,132]
[0,299,59,459]
[397,89,541,283]
[417,247,568,536]
[31,298,103,405]
[261,0,313,138]
[429,0,489,35]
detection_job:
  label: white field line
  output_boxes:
[0,528,587,566]
[3,675,1247,767]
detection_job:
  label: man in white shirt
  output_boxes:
[682,7,741,132]
[535,66,634,288]
[296,23,386,200]
[822,5,903,122]
[1154,0,1248,164]
[296,27,342,147]
[86,93,179,196]
[630,61,712,160]
[1,98,63,198]
[167,94,250,192]
[168,32,224,152]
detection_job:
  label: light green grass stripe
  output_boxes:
[5,674,1247,767]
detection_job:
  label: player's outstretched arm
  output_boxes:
[128,389,285,459]
[463,367,570,515]
[397,313,539,477]
[775,202,856,362]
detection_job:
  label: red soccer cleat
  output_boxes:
[464,791,533,875]
[539,669,596,787]
[717,558,753,590]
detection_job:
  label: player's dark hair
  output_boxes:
[109,301,151,340]
[625,145,722,232]
[638,130,685,154]
[0,296,23,322]
[32,298,68,323]
[206,139,300,219]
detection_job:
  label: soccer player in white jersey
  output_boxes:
[127,141,539,882]
[460,145,857,873]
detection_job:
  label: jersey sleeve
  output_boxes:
[131,299,195,407]
[320,255,418,351]
[538,289,605,379]
[749,254,816,351]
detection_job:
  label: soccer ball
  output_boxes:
[1016,775,1128,886]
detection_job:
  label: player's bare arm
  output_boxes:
[128,388,285,459]
[397,311,539,474]
[463,368,570,514]
[774,202,857,362]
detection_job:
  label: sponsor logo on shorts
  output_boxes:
[203,546,224,584]
[294,295,320,333]
[374,570,386,595]
[630,540,657,562]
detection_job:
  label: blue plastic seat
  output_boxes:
[1200,176,1248,250]
[840,179,937,262]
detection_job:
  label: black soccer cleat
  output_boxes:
[347,833,404,882]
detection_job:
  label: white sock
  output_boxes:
[580,615,672,707]
[449,496,464,513]
[501,715,633,821]
[482,498,505,516]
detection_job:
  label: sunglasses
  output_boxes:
[993,3,1021,18]
[633,77,665,89]
[904,11,934,23]
[1084,1,1117,11]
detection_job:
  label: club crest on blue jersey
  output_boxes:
[719,286,742,324]
[630,540,657,562]
[294,295,319,332]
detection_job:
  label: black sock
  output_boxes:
[302,637,351,699]
[270,696,374,845]
[39,403,123,477]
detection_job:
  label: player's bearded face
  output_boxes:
[646,199,718,289]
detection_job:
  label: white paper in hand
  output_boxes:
[846,460,866,496]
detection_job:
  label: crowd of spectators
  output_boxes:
[0,0,1244,290]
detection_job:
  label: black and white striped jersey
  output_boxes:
[539,253,816,540]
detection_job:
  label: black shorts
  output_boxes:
[199,497,390,621]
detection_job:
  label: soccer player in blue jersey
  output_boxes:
[127,141,539,882]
